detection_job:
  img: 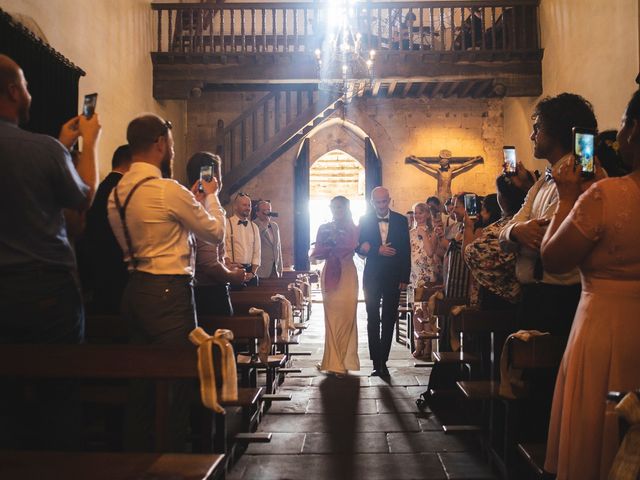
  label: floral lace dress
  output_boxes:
[544,177,640,479]
[409,227,441,287]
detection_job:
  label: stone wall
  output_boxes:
[187,93,505,267]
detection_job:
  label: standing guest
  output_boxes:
[0,54,101,343]
[224,193,260,286]
[542,90,640,480]
[357,187,411,377]
[443,193,471,299]
[406,210,415,229]
[426,196,443,224]
[254,200,283,278]
[595,129,630,177]
[107,114,225,451]
[78,144,132,313]
[186,152,245,316]
[0,54,101,450]
[499,93,597,338]
[464,176,530,308]
[409,202,440,287]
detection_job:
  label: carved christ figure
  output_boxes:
[405,150,484,201]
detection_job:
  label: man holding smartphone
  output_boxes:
[0,54,101,450]
[499,93,597,338]
[107,114,225,451]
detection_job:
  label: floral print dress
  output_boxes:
[409,227,440,287]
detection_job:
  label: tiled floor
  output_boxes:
[227,302,497,480]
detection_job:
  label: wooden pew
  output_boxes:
[0,450,225,480]
[0,344,266,462]
[455,334,565,479]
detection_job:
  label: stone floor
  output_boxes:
[227,302,497,480]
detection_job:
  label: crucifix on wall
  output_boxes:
[405,149,484,201]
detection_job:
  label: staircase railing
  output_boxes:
[151,1,540,55]
[215,89,319,178]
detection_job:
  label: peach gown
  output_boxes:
[544,176,640,479]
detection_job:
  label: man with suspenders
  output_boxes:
[224,193,261,286]
[107,114,225,451]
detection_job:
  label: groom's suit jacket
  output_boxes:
[357,210,411,288]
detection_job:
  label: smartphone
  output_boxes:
[198,165,213,193]
[267,212,279,218]
[573,127,596,178]
[464,193,478,217]
[82,93,98,119]
[503,146,517,176]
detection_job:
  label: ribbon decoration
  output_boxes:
[271,294,293,342]
[288,283,304,308]
[608,392,640,480]
[189,327,238,414]
[248,307,271,364]
[498,330,549,399]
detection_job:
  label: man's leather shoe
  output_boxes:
[370,369,381,377]
[380,364,390,377]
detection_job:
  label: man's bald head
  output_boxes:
[370,186,391,217]
[0,54,31,124]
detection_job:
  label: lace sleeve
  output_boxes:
[568,182,604,242]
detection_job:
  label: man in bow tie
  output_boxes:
[357,187,411,377]
[225,193,261,286]
[499,93,598,339]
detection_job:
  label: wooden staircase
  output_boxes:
[217,89,343,201]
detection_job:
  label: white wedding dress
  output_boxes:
[319,253,360,373]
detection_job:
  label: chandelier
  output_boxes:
[314,0,376,102]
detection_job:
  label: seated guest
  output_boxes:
[254,200,283,279]
[499,93,597,338]
[541,90,640,480]
[107,114,225,452]
[225,193,261,286]
[464,176,530,309]
[186,152,245,315]
[409,202,440,287]
[77,144,132,313]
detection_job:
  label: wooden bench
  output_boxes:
[0,450,226,480]
[0,344,266,459]
[455,335,565,479]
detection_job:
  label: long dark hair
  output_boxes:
[330,195,353,223]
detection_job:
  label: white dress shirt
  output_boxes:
[499,154,580,285]
[377,212,390,244]
[225,214,261,266]
[107,162,225,276]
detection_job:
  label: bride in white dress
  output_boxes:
[309,196,360,376]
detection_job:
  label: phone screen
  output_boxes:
[464,194,478,217]
[83,93,98,119]
[574,129,595,176]
[503,146,516,175]
[198,165,213,193]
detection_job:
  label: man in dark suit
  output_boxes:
[77,145,132,313]
[357,187,411,377]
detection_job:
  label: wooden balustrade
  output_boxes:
[151,1,539,56]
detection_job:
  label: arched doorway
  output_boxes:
[308,149,366,243]
[293,129,382,271]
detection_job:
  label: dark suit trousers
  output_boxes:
[364,278,400,367]
[122,272,196,452]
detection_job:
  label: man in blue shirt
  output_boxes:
[0,54,101,344]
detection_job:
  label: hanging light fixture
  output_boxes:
[314,0,375,103]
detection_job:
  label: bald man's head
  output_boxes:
[370,186,391,217]
[0,54,31,124]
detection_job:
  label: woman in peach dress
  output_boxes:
[541,90,640,479]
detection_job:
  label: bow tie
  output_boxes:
[544,167,554,182]
[377,217,389,223]
[237,220,248,226]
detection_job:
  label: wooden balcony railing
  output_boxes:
[151,1,540,56]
